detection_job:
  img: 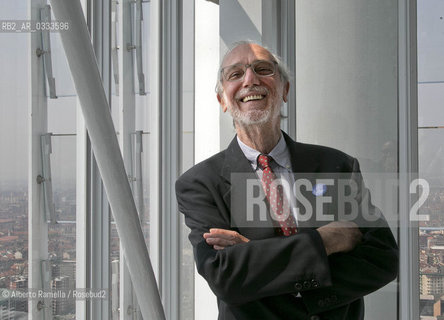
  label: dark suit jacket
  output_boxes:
[175,132,398,320]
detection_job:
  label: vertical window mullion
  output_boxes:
[161,0,182,319]
[179,1,195,318]
[118,0,138,317]
[88,0,112,318]
[76,104,88,319]
[398,0,420,318]
[75,1,88,319]
[148,0,162,294]
[29,0,50,318]
[279,0,296,140]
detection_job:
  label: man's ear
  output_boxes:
[217,93,228,112]
[282,82,290,103]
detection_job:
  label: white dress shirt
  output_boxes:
[237,134,298,225]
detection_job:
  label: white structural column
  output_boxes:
[194,0,219,319]
[294,1,399,319]
[29,0,50,318]
[76,104,88,319]
[148,0,161,285]
[76,2,88,319]
[180,2,195,319]
[295,1,398,160]
[49,0,165,319]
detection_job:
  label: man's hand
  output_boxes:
[203,228,250,250]
[317,221,363,256]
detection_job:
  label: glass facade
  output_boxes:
[0,0,442,319]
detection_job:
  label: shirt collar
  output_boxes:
[237,133,292,171]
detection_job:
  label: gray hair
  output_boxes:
[215,40,290,95]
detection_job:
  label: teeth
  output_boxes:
[242,95,264,102]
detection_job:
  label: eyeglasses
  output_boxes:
[221,60,277,82]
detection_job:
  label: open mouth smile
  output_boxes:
[241,95,265,103]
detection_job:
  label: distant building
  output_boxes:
[422,275,444,296]
[8,278,27,312]
[420,294,444,319]
[52,276,74,316]
[51,260,75,290]
[0,292,14,320]
[0,289,27,320]
[421,295,436,317]
[9,277,27,290]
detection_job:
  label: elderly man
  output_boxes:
[176,41,398,320]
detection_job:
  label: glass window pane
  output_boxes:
[419,129,444,318]
[417,0,444,318]
[51,135,76,222]
[0,1,29,318]
[48,134,77,318]
[45,11,78,319]
[47,65,77,320]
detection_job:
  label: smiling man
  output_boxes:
[176,41,398,320]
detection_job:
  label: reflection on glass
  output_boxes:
[48,224,76,319]
[51,135,76,222]
[47,135,76,318]
[41,8,78,314]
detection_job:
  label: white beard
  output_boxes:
[225,96,282,126]
[228,106,272,125]
[223,90,280,126]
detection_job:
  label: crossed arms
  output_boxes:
[175,158,399,314]
[204,221,362,256]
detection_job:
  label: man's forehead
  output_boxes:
[223,43,274,66]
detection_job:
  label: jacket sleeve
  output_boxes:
[300,158,399,314]
[175,171,332,306]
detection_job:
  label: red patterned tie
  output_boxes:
[257,154,297,236]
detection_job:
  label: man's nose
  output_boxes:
[242,67,260,87]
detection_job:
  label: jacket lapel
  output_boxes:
[283,131,320,174]
[220,137,276,240]
[283,132,322,229]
